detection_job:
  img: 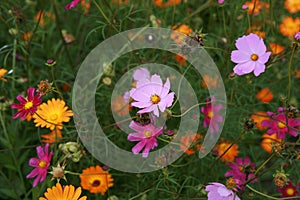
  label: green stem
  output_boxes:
[287,44,296,101]
[246,185,300,200]
[12,38,17,90]
[171,101,208,118]
[51,66,63,99]
[222,7,228,39]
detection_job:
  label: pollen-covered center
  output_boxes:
[286,188,295,196]
[151,94,161,104]
[144,130,152,138]
[208,111,214,118]
[251,54,259,61]
[277,121,286,129]
[226,178,236,190]
[38,160,47,168]
[24,101,33,110]
[50,114,58,121]
[92,180,101,187]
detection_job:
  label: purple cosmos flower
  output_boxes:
[201,97,223,134]
[26,143,53,187]
[231,33,271,76]
[128,120,163,157]
[261,109,300,139]
[11,87,42,120]
[294,32,300,41]
[205,182,241,200]
[225,157,257,188]
[65,0,80,10]
[133,67,150,82]
[131,74,175,117]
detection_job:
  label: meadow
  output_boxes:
[0,0,300,199]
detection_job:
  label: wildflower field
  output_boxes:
[0,0,300,199]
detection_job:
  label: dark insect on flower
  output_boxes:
[244,118,256,130]
[286,105,299,118]
[137,113,151,125]
[185,31,205,47]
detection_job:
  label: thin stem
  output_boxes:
[51,66,63,99]
[246,185,300,200]
[184,0,214,20]
[171,101,208,118]
[222,7,228,39]
[287,44,296,101]
[12,38,17,90]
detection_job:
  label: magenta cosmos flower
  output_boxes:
[26,143,53,187]
[128,120,163,157]
[65,0,80,10]
[231,33,271,76]
[294,32,300,41]
[261,109,300,139]
[11,87,42,120]
[225,157,257,187]
[205,182,241,200]
[201,97,223,134]
[131,74,175,117]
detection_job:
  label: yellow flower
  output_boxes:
[279,17,300,37]
[285,0,300,13]
[0,68,8,82]
[41,128,63,144]
[33,98,73,130]
[80,165,114,195]
[39,182,86,200]
[214,140,239,162]
[269,43,284,55]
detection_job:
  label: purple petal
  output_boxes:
[217,186,231,196]
[129,121,145,133]
[246,33,261,53]
[258,52,271,64]
[16,95,27,104]
[241,61,255,74]
[231,50,250,63]
[137,105,156,114]
[128,134,144,141]
[26,168,38,178]
[164,92,175,107]
[36,146,45,159]
[27,88,35,101]
[253,63,265,76]
[132,140,147,155]
[235,35,252,53]
[65,0,80,10]
[256,38,267,55]
[150,74,163,86]
[233,63,248,75]
[32,174,41,187]
[131,101,152,108]
[133,68,150,81]
[29,158,39,167]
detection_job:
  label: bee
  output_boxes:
[137,113,151,125]
[185,31,206,47]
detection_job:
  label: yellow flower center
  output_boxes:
[239,166,244,172]
[226,178,236,190]
[277,121,286,129]
[208,111,214,118]
[251,54,259,61]
[144,130,152,138]
[24,101,33,110]
[38,160,47,168]
[151,94,161,104]
[286,188,295,196]
[50,114,58,121]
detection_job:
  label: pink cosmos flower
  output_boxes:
[65,0,80,10]
[127,120,163,157]
[231,33,271,76]
[295,32,300,41]
[201,97,223,134]
[225,157,257,188]
[11,87,42,120]
[205,182,241,200]
[133,67,150,82]
[261,109,300,139]
[26,143,53,187]
[218,0,225,4]
[131,74,175,117]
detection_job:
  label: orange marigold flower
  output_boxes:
[34,11,55,26]
[285,0,300,13]
[244,0,269,15]
[33,98,73,130]
[214,141,239,162]
[23,32,32,42]
[294,69,300,78]
[80,165,114,195]
[111,95,131,116]
[175,54,187,66]
[251,111,269,130]
[154,0,181,8]
[256,88,273,103]
[279,17,300,37]
[39,182,87,200]
[201,74,219,89]
[81,0,91,14]
[41,128,62,144]
[112,0,128,5]
[261,133,282,153]
[180,133,203,155]
[171,24,193,43]
[270,43,284,55]
[0,68,8,82]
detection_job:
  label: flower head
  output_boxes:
[131,74,175,117]
[277,181,299,199]
[80,165,114,195]
[225,157,257,187]
[243,0,269,15]
[11,87,42,120]
[205,182,241,200]
[128,120,163,157]
[214,141,239,162]
[295,32,300,41]
[33,98,73,130]
[256,88,273,103]
[39,182,87,200]
[251,111,269,130]
[285,0,300,13]
[261,133,282,153]
[41,128,62,144]
[280,17,300,37]
[0,68,8,82]
[154,0,181,8]
[180,133,203,155]
[261,109,300,139]
[231,33,271,76]
[65,0,80,10]
[26,143,53,187]
[201,97,223,134]
[270,43,284,55]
